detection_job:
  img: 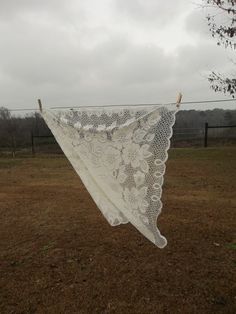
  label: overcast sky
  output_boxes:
[0,0,235,112]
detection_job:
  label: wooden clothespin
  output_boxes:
[176,93,182,108]
[38,99,42,112]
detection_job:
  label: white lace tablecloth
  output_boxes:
[41,104,178,248]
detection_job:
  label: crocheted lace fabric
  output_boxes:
[41,104,178,248]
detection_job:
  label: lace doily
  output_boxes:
[41,104,178,248]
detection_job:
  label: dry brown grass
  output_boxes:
[0,148,235,313]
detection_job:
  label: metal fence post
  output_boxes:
[11,134,16,158]
[204,122,208,148]
[31,132,35,156]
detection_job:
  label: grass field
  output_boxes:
[0,148,235,313]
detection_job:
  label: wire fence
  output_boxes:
[0,125,235,157]
[1,98,236,156]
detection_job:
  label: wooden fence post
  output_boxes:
[204,122,208,148]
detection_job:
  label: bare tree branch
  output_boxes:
[203,0,236,97]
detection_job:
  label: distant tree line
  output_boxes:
[174,108,236,129]
[0,107,236,154]
[0,108,51,155]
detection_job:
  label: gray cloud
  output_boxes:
[185,8,210,40]
[0,0,235,111]
[0,0,78,20]
[113,0,187,27]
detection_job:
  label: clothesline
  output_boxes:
[50,98,235,109]
[5,97,236,112]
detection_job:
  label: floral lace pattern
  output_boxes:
[41,105,178,248]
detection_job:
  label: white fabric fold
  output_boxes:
[41,105,178,248]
